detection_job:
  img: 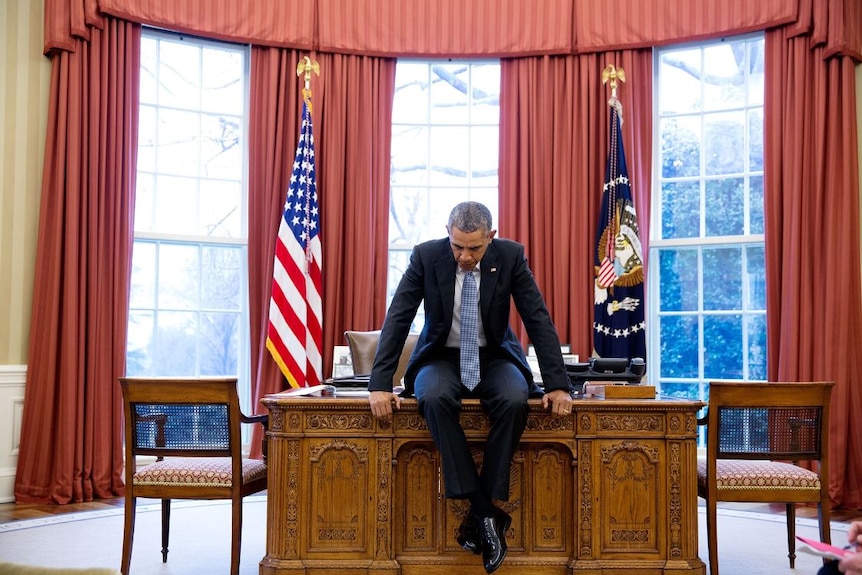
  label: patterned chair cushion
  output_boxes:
[696,459,820,490]
[134,457,267,488]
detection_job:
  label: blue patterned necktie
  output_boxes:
[460,270,480,391]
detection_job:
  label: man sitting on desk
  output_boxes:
[367,201,574,574]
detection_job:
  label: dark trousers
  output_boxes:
[413,348,529,501]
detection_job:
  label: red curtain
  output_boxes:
[765,26,862,507]
[247,48,396,456]
[25,0,862,507]
[15,18,140,503]
[499,50,652,358]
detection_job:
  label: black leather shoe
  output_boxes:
[457,507,511,555]
[477,515,507,574]
[493,507,512,541]
[457,514,482,555]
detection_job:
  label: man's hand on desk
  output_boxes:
[369,390,401,423]
[543,388,574,417]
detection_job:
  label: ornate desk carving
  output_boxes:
[260,396,705,575]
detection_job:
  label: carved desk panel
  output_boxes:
[260,396,705,575]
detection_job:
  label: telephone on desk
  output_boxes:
[565,357,646,397]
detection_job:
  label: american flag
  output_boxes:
[593,96,646,360]
[266,91,323,388]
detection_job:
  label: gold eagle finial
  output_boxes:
[601,65,626,98]
[296,56,320,91]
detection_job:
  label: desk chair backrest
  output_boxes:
[344,330,419,386]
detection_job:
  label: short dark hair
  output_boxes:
[448,201,493,234]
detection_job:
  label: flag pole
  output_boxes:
[267,55,324,388]
[593,63,646,361]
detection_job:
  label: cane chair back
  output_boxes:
[697,381,833,575]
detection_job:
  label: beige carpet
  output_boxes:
[0,496,845,574]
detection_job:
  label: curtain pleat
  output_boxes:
[765,27,862,507]
[15,18,139,504]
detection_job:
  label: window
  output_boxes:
[388,61,501,328]
[651,36,766,413]
[127,30,251,409]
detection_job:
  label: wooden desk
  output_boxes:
[260,396,706,575]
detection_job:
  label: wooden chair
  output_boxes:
[697,380,833,575]
[343,330,419,386]
[118,377,268,575]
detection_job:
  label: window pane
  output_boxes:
[159,244,200,310]
[661,180,700,239]
[748,108,763,171]
[659,249,698,312]
[660,116,701,179]
[429,126,469,186]
[201,312,239,374]
[747,314,767,379]
[201,47,244,114]
[391,126,429,186]
[158,109,201,176]
[430,63,471,124]
[127,311,154,375]
[159,40,201,109]
[392,63,430,124]
[703,42,746,110]
[201,112,242,179]
[703,314,743,379]
[155,311,198,375]
[130,241,156,308]
[658,48,701,114]
[659,315,699,378]
[704,111,744,175]
[746,245,766,309]
[705,178,744,236]
[749,175,764,234]
[703,247,741,310]
[201,246,242,309]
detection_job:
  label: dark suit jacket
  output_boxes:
[369,237,569,396]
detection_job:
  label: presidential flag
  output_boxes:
[593,96,646,360]
[266,90,323,388]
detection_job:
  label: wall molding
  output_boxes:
[0,364,25,502]
[0,365,27,386]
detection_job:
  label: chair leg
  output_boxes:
[121,495,136,575]
[231,496,243,575]
[706,497,719,575]
[786,503,796,568]
[161,498,171,563]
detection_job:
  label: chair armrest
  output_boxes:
[696,409,709,426]
[241,413,269,463]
